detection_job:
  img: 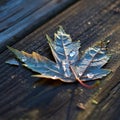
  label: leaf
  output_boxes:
[7,26,111,88]
[46,26,80,79]
[74,47,111,81]
[7,46,75,83]
[5,58,20,66]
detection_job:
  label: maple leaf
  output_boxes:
[7,26,111,88]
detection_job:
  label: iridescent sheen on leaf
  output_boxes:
[7,26,111,88]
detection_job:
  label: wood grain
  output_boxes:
[0,0,120,120]
[77,29,120,120]
[0,0,77,53]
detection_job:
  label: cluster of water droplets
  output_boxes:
[62,60,71,77]
[78,71,94,79]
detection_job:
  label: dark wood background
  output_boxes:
[0,0,120,120]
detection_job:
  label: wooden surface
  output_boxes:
[0,0,77,53]
[0,0,120,120]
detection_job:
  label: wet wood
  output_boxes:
[0,0,120,120]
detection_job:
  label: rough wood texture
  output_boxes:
[77,30,120,120]
[0,0,120,120]
[87,66,120,120]
[0,0,77,53]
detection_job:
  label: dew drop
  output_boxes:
[52,76,57,79]
[21,56,27,62]
[62,60,71,77]
[62,60,68,67]
[64,72,70,77]
[87,73,94,78]
[70,51,76,57]
[62,61,67,71]
[79,72,82,76]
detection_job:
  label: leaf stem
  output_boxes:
[70,66,98,89]
[76,77,99,89]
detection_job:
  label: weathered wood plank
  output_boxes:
[0,0,120,120]
[88,66,120,120]
[0,0,77,53]
[77,29,120,120]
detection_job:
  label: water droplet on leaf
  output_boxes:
[64,72,70,77]
[70,50,76,57]
[53,76,57,79]
[87,73,94,78]
[62,62,67,71]
[21,56,27,62]
[62,60,71,77]
[79,72,82,76]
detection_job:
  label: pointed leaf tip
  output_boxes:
[7,46,15,52]
[58,25,65,33]
[46,34,53,43]
[7,46,23,59]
